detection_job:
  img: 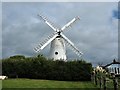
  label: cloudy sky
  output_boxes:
[2,2,119,66]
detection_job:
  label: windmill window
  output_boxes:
[55,52,58,55]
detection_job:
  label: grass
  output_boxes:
[2,79,97,88]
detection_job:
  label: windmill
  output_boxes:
[34,14,83,61]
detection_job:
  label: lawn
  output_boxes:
[1,79,97,89]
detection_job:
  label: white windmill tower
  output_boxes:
[34,14,83,61]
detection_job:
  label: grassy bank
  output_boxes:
[2,79,97,88]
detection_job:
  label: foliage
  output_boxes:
[2,55,92,81]
[9,55,25,59]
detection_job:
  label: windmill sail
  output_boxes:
[38,14,58,31]
[61,16,80,32]
[34,33,58,52]
[61,33,83,57]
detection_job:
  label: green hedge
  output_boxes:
[2,55,92,81]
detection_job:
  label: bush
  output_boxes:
[2,55,92,81]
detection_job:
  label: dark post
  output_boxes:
[92,72,95,83]
[99,76,102,89]
[113,75,118,90]
[95,71,97,86]
[103,77,107,90]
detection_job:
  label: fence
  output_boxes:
[92,68,120,90]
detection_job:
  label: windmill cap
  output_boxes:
[76,16,80,20]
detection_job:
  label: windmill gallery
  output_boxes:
[34,14,83,61]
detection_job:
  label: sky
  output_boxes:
[1,2,119,66]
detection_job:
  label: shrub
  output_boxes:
[2,55,92,81]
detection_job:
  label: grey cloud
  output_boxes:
[2,2,118,66]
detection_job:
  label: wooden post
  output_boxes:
[103,77,107,90]
[113,75,116,90]
[99,76,102,89]
[115,77,118,90]
[113,75,118,90]
[91,72,95,83]
[95,71,97,86]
